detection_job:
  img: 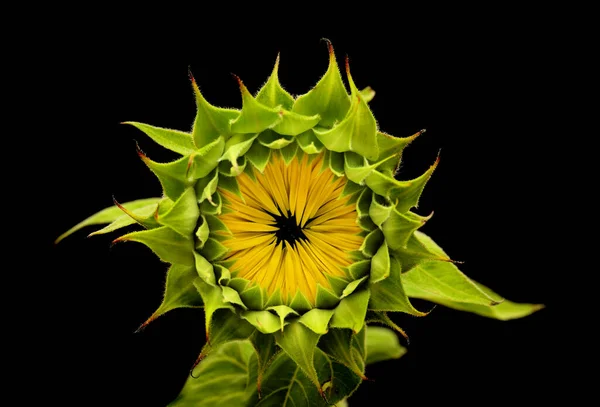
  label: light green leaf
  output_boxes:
[374,131,420,175]
[365,326,407,365]
[328,151,345,177]
[123,121,196,156]
[199,237,229,261]
[280,141,299,164]
[193,251,215,285]
[330,289,370,333]
[204,309,255,354]
[190,75,239,148]
[249,331,280,398]
[258,129,294,149]
[169,340,256,407]
[187,135,226,179]
[289,291,313,313]
[292,41,351,128]
[368,193,393,228]
[272,110,321,136]
[369,256,428,316]
[242,310,282,334]
[275,321,322,391]
[318,329,365,379]
[55,198,162,244]
[296,130,324,154]
[245,141,272,172]
[381,208,428,250]
[240,284,266,310]
[158,187,199,237]
[299,309,335,334]
[220,133,259,170]
[138,150,194,201]
[195,169,219,204]
[115,226,194,266]
[138,264,203,330]
[87,200,160,238]
[359,229,383,258]
[230,77,282,133]
[193,278,234,341]
[392,157,439,213]
[370,241,390,283]
[360,86,375,103]
[347,260,370,280]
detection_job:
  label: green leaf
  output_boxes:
[319,329,365,379]
[193,278,234,341]
[138,150,194,201]
[230,77,282,133]
[115,226,194,266]
[199,237,229,261]
[381,208,428,250]
[365,326,407,365]
[187,135,226,179]
[123,121,196,156]
[245,141,272,172]
[193,251,215,285]
[330,289,370,333]
[369,256,428,316]
[240,284,266,310]
[170,340,256,407]
[356,188,372,219]
[272,110,321,136]
[296,130,324,154]
[393,157,439,213]
[195,169,219,204]
[138,264,203,330]
[255,54,295,110]
[242,310,282,334]
[368,193,393,228]
[158,187,199,237]
[374,131,420,175]
[313,61,378,161]
[370,241,390,283]
[347,260,371,280]
[190,74,239,148]
[292,41,351,128]
[328,151,345,177]
[220,133,259,170]
[280,141,298,164]
[249,331,280,397]
[341,276,368,299]
[359,229,383,258]
[55,198,161,243]
[87,200,160,238]
[289,291,313,313]
[258,129,294,149]
[315,285,340,309]
[299,309,335,334]
[275,321,322,391]
[195,215,209,250]
[204,309,255,353]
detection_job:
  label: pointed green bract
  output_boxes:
[249,331,279,396]
[370,241,390,284]
[115,226,194,266]
[88,200,160,237]
[230,78,281,133]
[319,328,365,378]
[330,290,370,333]
[256,54,294,111]
[124,121,196,155]
[299,309,335,334]
[139,152,194,201]
[158,187,199,237]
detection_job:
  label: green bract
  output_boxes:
[57,41,543,406]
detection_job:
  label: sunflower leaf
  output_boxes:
[114,226,194,266]
[365,326,407,365]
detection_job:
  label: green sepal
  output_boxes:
[114,226,194,266]
[205,214,230,235]
[315,285,340,309]
[195,215,209,249]
[365,326,407,365]
[289,290,313,312]
[171,340,256,407]
[221,285,248,309]
[265,288,283,308]
[258,129,294,149]
[123,121,196,156]
[245,141,271,172]
[87,200,160,238]
[365,311,410,342]
[343,151,382,185]
[370,241,390,284]
[312,61,378,161]
[249,331,280,397]
[374,131,420,175]
[267,305,298,330]
[299,309,335,334]
[193,277,234,340]
[200,192,222,215]
[190,75,239,148]
[214,264,231,285]
[157,187,199,237]
[359,228,383,258]
[240,284,266,310]
[138,264,203,330]
[230,77,281,133]
[241,310,282,334]
[347,260,371,280]
[318,329,365,379]
[137,150,194,201]
[193,250,216,285]
[220,133,258,173]
[199,237,229,261]
[341,276,368,299]
[292,42,350,128]
[272,110,321,137]
[274,321,322,392]
[201,308,255,357]
[296,130,324,154]
[368,193,393,228]
[402,259,502,306]
[195,169,219,204]
[382,208,429,250]
[255,54,294,110]
[279,141,298,164]
[218,168,243,197]
[356,188,372,218]
[187,136,226,179]
[330,289,370,333]
[341,180,363,198]
[326,275,351,297]
[328,151,345,177]
[360,86,375,103]
[369,255,428,316]
[228,277,250,293]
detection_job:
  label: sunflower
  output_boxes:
[57,41,543,406]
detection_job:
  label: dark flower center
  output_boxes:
[272,211,307,246]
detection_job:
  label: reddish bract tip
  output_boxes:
[135,314,157,333]
[345,54,351,76]
[135,141,148,161]
[187,66,196,85]
[321,37,334,57]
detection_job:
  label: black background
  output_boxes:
[42,14,562,406]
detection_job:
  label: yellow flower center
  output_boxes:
[217,152,363,305]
